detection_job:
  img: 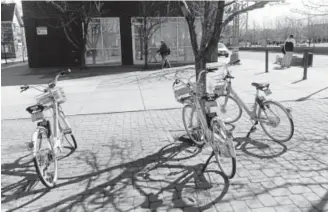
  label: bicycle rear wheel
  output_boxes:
[59,110,77,149]
[33,127,58,188]
[182,104,205,146]
[258,100,294,142]
[215,95,242,124]
[211,119,236,179]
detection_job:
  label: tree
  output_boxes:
[132,2,179,69]
[179,0,271,74]
[131,2,170,69]
[178,0,272,114]
[46,1,105,68]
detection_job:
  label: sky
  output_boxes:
[3,0,326,28]
[247,0,327,27]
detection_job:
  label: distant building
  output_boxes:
[22,1,204,68]
[1,3,25,59]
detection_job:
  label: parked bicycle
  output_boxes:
[20,69,77,188]
[214,61,294,142]
[172,65,237,179]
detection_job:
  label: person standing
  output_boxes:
[282,35,296,68]
[157,40,171,69]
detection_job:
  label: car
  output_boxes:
[218,43,229,57]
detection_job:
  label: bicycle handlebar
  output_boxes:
[20,69,72,93]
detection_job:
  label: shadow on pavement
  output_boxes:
[296,86,328,102]
[1,63,193,87]
[233,137,287,159]
[2,137,230,212]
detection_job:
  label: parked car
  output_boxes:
[218,43,229,57]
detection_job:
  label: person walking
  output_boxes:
[282,35,296,68]
[157,40,171,69]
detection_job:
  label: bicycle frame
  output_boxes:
[224,70,273,124]
[226,83,260,119]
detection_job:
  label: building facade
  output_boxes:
[22,1,207,68]
[1,3,26,60]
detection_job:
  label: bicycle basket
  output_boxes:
[173,83,191,103]
[36,87,66,105]
[214,81,227,95]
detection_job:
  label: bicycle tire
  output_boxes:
[215,95,242,124]
[258,100,294,142]
[59,110,77,149]
[211,119,236,179]
[33,127,58,188]
[182,104,205,146]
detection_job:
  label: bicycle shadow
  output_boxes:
[3,136,231,212]
[136,164,230,211]
[233,136,287,159]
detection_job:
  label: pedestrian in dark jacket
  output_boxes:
[281,34,296,68]
[157,41,171,69]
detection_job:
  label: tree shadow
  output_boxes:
[1,146,78,209]
[3,136,232,212]
[233,136,287,159]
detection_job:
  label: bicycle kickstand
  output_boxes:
[201,151,215,173]
[246,121,258,138]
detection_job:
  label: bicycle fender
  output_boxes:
[30,126,48,156]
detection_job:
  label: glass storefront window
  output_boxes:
[131,17,203,65]
[85,17,121,66]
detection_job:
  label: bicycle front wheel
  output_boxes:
[33,127,58,188]
[182,104,205,146]
[258,100,294,142]
[215,95,242,124]
[211,119,236,179]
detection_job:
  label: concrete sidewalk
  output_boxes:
[2,52,327,120]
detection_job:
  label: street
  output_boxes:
[1,51,328,212]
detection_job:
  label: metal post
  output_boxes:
[2,42,8,64]
[303,49,308,80]
[265,49,269,73]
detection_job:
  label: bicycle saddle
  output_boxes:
[251,82,270,90]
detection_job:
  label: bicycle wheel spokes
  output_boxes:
[211,120,236,179]
[33,129,58,188]
[215,95,242,124]
[182,105,205,145]
[259,101,294,142]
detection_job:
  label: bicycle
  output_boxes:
[20,69,77,188]
[172,66,237,179]
[214,60,294,142]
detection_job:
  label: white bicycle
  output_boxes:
[173,66,237,179]
[21,69,77,188]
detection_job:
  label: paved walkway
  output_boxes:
[1,99,328,212]
[1,52,328,120]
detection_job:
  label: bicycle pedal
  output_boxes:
[26,141,34,151]
[250,126,257,132]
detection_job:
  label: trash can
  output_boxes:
[302,51,313,67]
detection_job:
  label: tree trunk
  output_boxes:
[80,21,88,69]
[143,17,148,69]
[139,27,144,60]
